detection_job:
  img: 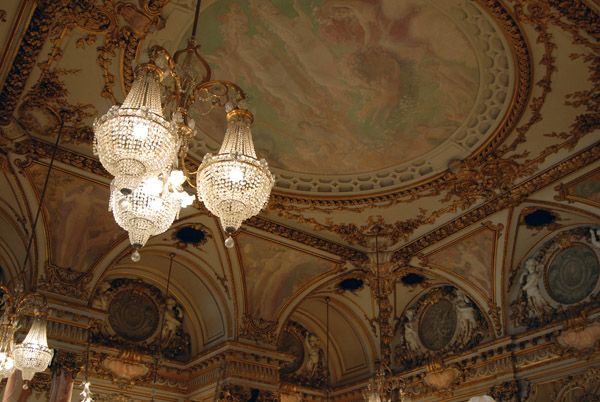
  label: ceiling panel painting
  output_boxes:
[556,168,600,207]
[426,227,496,299]
[27,164,122,272]
[237,233,336,321]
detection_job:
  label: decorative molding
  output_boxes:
[38,261,93,300]
[247,216,368,263]
[240,314,278,345]
[392,143,600,263]
[50,350,84,378]
[0,1,61,124]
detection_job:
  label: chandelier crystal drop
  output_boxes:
[13,314,54,382]
[0,320,17,379]
[196,109,275,242]
[93,66,179,193]
[110,170,194,252]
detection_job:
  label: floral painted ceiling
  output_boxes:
[0,0,600,401]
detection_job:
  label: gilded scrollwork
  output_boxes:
[393,143,600,264]
[38,261,93,300]
[0,1,62,124]
[28,372,52,396]
[50,350,84,378]
[247,216,368,263]
[490,380,519,402]
[240,314,278,345]
[551,366,600,402]
[217,384,278,402]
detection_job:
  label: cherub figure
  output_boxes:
[404,309,424,354]
[455,290,477,342]
[522,258,548,316]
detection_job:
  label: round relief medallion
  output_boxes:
[278,331,305,374]
[419,300,457,350]
[108,291,159,342]
[547,245,599,304]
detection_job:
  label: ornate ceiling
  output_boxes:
[0,0,600,401]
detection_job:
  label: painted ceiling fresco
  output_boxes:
[237,233,335,321]
[190,0,478,175]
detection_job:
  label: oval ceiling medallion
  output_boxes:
[108,290,160,342]
[166,0,519,194]
[546,245,599,304]
[419,299,457,350]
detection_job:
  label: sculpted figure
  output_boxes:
[522,258,548,316]
[454,290,477,342]
[404,309,424,354]
[161,298,182,343]
[92,281,112,310]
[302,333,321,377]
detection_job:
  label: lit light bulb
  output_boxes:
[169,170,185,186]
[132,123,149,139]
[229,166,243,183]
[149,197,163,211]
[144,177,163,196]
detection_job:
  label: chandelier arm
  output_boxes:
[148,45,176,71]
[171,44,212,86]
[179,155,198,190]
[185,80,247,111]
[14,293,47,317]
[148,45,186,100]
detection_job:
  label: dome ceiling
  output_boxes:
[150,0,517,194]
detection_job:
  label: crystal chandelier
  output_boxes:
[110,170,194,260]
[13,312,54,382]
[93,0,274,255]
[0,315,17,379]
[93,66,179,194]
[0,285,53,385]
[197,109,274,244]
